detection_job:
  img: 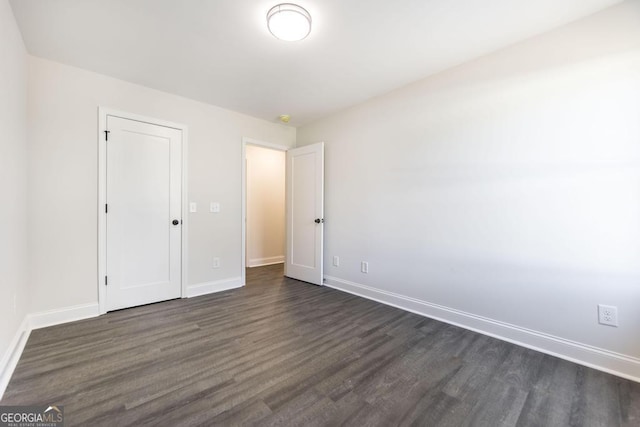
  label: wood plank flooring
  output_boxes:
[2,264,639,426]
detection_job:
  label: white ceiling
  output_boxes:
[10,0,623,126]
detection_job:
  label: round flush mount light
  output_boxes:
[267,3,312,41]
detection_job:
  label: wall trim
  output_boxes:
[187,277,243,298]
[248,256,285,268]
[324,275,640,383]
[0,303,100,399]
[27,303,100,331]
[0,318,30,400]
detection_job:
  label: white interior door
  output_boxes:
[285,142,324,285]
[105,116,182,311]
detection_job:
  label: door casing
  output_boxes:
[98,107,189,314]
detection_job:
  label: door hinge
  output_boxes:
[105,276,108,286]
[104,130,110,141]
[105,204,108,213]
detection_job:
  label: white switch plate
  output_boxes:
[213,257,220,269]
[333,256,340,267]
[210,202,220,213]
[189,202,197,213]
[361,261,369,273]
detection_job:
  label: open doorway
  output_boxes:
[246,145,285,267]
[241,138,325,287]
[241,138,289,285]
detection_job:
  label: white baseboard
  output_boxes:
[324,275,640,383]
[28,303,100,331]
[187,277,243,298]
[1,302,100,399]
[0,317,30,400]
[248,256,284,268]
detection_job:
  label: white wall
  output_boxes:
[27,57,296,312]
[0,0,29,386]
[298,2,640,378]
[246,145,285,267]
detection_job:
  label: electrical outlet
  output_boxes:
[213,257,220,269]
[333,256,340,267]
[210,202,220,213]
[361,261,369,273]
[598,304,618,327]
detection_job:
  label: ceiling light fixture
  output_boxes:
[267,3,312,42]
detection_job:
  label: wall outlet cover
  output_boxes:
[598,304,618,327]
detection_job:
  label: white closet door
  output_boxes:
[105,115,182,311]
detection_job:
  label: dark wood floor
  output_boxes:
[2,264,639,426]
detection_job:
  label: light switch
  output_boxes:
[210,202,220,213]
[189,202,197,213]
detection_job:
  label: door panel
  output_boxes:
[285,142,324,285]
[106,116,182,311]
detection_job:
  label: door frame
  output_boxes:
[98,107,189,314]
[241,137,290,286]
